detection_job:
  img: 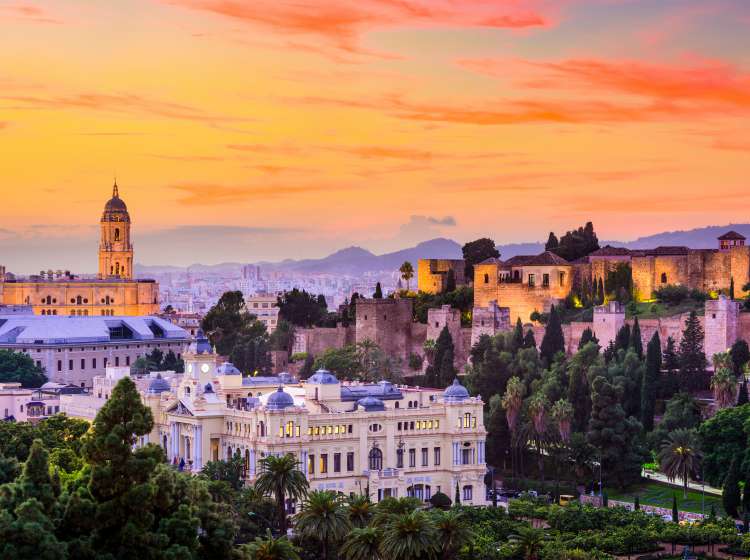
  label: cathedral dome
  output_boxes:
[102,182,130,222]
[147,373,171,394]
[357,396,385,411]
[307,369,339,384]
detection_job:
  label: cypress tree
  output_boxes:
[739,380,749,406]
[540,305,565,365]
[454,482,461,505]
[730,339,750,376]
[512,318,524,351]
[433,326,456,387]
[373,282,383,299]
[679,311,707,376]
[545,232,559,251]
[663,337,679,374]
[672,494,679,523]
[615,324,631,354]
[597,278,605,305]
[578,327,599,350]
[631,317,644,359]
[723,457,742,518]
[641,331,661,432]
[523,329,537,349]
[634,495,640,510]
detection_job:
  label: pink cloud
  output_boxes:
[0,3,61,24]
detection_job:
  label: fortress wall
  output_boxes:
[730,247,750,298]
[473,262,500,308]
[632,256,655,301]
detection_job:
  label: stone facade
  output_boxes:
[471,301,511,347]
[355,298,415,363]
[417,259,466,294]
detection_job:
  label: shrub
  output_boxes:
[408,353,424,371]
[654,285,690,305]
[429,491,452,510]
[290,352,308,363]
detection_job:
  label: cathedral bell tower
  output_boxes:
[99,181,134,279]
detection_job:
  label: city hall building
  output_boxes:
[63,331,488,506]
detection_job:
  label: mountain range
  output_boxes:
[135,223,750,276]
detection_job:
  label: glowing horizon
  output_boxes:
[1,0,749,271]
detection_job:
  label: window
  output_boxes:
[463,413,472,428]
[126,356,130,366]
[398,422,402,430]
[57,360,62,372]
[462,448,472,465]
[434,447,441,466]
[559,271,566,285]
[69,360,73,371]
[462,485,473,501]
[395,401,399,409]
[421,448,428,467]
[308,454,315,475]
[115,356,119,367]
[334,453,341,473]
[408,448,416,468]
[397,448,404,468]
[528,274,535,287]
[346,452,354,472]
[92,358,97,369]
[661,272,668,284]
[542,273,550,287]
[320,454,328,474]
[368,448,383,471]
[483,273,489,284]
[80,359,85,369]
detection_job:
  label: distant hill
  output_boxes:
[134,224,750,276]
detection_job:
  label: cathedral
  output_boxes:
[0,182,160,316]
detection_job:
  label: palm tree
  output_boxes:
[380,510,439,560]
[527,392,549,482]
[658,428,702,498]
[347,494,373,528]
[711,365,738,409]
[372,496,422,527]
[295,490,350,560]
[399,261,415,292]
[240,530,300,560]
[433,509,472,560]
[254,454,309,534]
[502,376,526,476]
[422,339,437,367]
[509,526,545,560]
[551,399,573,443]
[340,527,382,560]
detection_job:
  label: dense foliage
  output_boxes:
[0,349,47,387]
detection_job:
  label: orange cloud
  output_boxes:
[3,92,248,123]
[329,145,434,160]
[166,0,551,54]
[171,182,346,205]
[0,3,61,24]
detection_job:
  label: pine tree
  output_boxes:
[578,327,599,350]
[433,326,456,387]
[540,305,565,365]
[679,311,707,376]
[724,457,742,518]
[373,283,383,299]
[454,482,461,505]
[730,339,750,376]
[739,381,749,406]
[663,337,679,374]
[512,318,524,352]
[631,317,644,359]
[597,278,605,305]
[523,329,537,349]
[641,332,661,432]
[545,232,559,251]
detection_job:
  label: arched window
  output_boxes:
[484,273,489,284]
[395,401,399,409]
[661,272,668,284]
[163,435,168,450]
[76,296,82,305]
[114,228,120,241]
[368,447,383,471]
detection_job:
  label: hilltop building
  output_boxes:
[0,182,160,316]
[417,259,466,294]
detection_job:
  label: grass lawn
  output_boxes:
[626,299,704,319]
[605,480,724,516]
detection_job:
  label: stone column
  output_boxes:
[193,425,203,471]
[249,449,256,477]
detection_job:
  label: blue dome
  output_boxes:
[204,382,214,393]
[307,369,339,384]
[194,329,212,355]
[147,373,171,394]
[357,396,385,412]
[217,362,241,375]
[443,378,469,402]
[266,387,295,410]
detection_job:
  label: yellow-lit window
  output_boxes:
[340,425,345,434]
[327,426,333,435]
[463,413,471,428]
[457,417,463,429]
[295,426,301,437]
[435,420,439,429]
[314,426,320,436]
[428,420,433,429]
[278,426,284,437]
[308,427,313,436]
[334,425,340,434]
[472,417,477,428]
[286,421,294,437]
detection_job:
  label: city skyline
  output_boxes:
[2,0,750,270]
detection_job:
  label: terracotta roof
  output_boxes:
[718,230,746,240]
[588,245,632,257]
[479,257,502,265]
[646,246,690,256]
[502,255,537,266]
[525,251,571,266]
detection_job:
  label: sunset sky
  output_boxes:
[1,0,749,271]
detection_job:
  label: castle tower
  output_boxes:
[98,181,133,279]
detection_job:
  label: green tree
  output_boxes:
[399,261,415,292]
[269,319,295,353]
[658,429,701,498]
[540,305,565,365]
[254,453,309,534]
[545,232,559,251]
[672,494,679,523]
[731,339,750,376]
[276,288,328,327]
[462,238,499,279]
[698,404,750,486]
[641,331,661,432]
[380,510,439,560]
[724,457,742,518]
[0,349,46,387]
[373,282,383,299]
[679,311,707,376]
[241,530,300,560]
[295,490,350,560]
[663,336,679,373]
[431,326,456,387]
[230,320,272,375]
[509,525,546,560]
[313,345,361,379]
[587,375,646,488]
[551,399,574,443]
[523,329,537,349]
[201,455,245,491]
[739,380,749,406]
[578,327,599,350]
[615,324,631,354]
[434,509,471,560]
[567,343,601,433]
[201,290,248,355]
[346,494,372,529]
[513,318,524,352]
